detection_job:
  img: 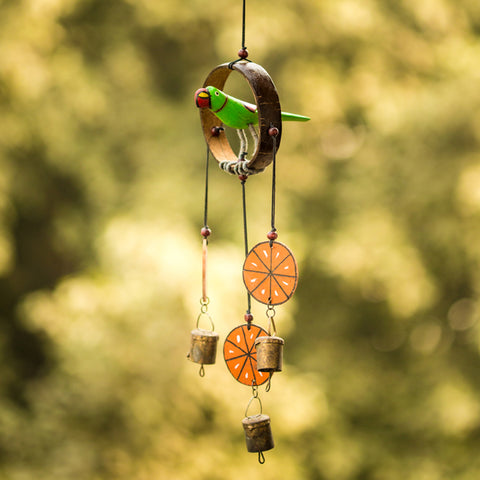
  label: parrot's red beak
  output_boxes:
[195,88,211,109]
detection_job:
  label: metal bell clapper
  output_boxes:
[242,389,274,463]
[187,307,218,376]
[254,335,284,373]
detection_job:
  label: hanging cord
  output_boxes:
[229,0,251,68]
[202,240,208,304]
[241,0,247,51]
[270,135,277,237]
[198,146,213,377]
[203,146,210,232]
[265,129,280,390]
[267,127,279,245]
[240,174,253,329]
[201,146,212,304]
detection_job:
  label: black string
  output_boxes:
[203,146,210,231]
[241,179,248,259]
[241,0,247,50]
[228,0,251,68]
[241,177,252,318]
[270,135,277,237]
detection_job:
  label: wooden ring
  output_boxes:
[199,61,282,173]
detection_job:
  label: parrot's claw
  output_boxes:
[248,124,258,155]
[236,126,259,161]
[237,129,249,160]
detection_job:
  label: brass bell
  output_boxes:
[242,413,275,456]
[254,336,284,372]
[187,328,219,366]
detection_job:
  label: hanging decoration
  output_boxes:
[223,323,269,386]
[188,0,308,463]
[243,241,298,306]
[187,147,219,377]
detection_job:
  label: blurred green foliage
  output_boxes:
[1,0,480,478]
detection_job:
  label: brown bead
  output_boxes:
[268,126,279,137]
[238,48,249,59]
[244,313,254,323]
[201,227,211,238]
[238,174,249,182]
[211,126,223,137]
[267,230,278,241]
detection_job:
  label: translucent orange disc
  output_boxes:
[223,324,269,386]
[243,241,298,305]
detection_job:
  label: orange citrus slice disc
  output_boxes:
[243,241,298,305]
[223,324,269,386]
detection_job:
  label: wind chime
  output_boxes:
[187,0,309,464]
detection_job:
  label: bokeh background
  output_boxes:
[1,0,480,478]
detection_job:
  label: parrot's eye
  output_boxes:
[215,91,219,96]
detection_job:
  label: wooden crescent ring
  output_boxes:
[199,61,282,173]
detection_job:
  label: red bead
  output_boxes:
[268,126,279,137]
[244,313,254,323]
[238,48,249,59]
[201,227,211,238]
[238,174,248,182]
[267,230,278,241]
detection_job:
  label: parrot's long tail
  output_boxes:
[280,112,310,122]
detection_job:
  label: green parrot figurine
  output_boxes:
[195,85,310,129]
[195,85,309,159]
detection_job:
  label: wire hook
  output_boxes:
[245,392,263,417]
[265,372,273,392]
[196,310,215,331]
[266,305,277,336]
